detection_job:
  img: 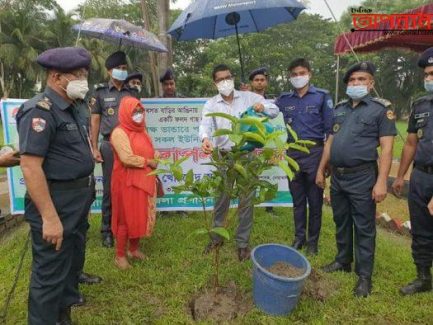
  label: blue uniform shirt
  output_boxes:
[16,87,95,181]
[90,81,131,136]
[330,95,397,167]
[275,86,334,142]
[407,94,433,166]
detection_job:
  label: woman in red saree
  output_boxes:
[110,96,158,269]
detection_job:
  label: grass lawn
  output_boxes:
[393,121,408,159]
[0,206,431,324]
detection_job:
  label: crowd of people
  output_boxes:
[1,44,432,324]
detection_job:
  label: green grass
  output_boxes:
[0,207,431,324]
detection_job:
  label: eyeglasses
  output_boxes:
[214,75,233,83]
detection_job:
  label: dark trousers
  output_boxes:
[289,146,324,246]
[408,168,433,268]
[330,167,377,278]
[100,139,114,235]
[25,184,93,325]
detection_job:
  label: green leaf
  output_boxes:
[194,228,209,236]
[211,227,230,240]
[284,155,300,171]
[297,139,317,146]
[185,169,194,185]
[278,161,295,180]
[206,112,238,124]
[171,166,183,181]
[146,169,168,176]
[228,134,243,145]
[287,124,299,142]
[288,143,310,154]
[234,163,248,178]
[240,117,266,136]
[243,132,266,145]
[174,155,190,166]
[213,128,233,137]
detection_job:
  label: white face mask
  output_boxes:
[132,112,144,123]
[289,75,310,89]
[217,79,235,97]
[66,79,89,100]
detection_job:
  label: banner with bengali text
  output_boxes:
[1,98,292,214]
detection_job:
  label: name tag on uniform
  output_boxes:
[66,123,78,131]
[415,112,430,119]
[285,106,295,111]
[334,111,346,117]
[104,97,116,102]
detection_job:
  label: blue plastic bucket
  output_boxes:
[251,243,311,316]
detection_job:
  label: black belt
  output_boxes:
[48,176,94,190]
[333,162,377,175]
[414,164,433,174]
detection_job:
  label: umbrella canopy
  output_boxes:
[167,0,305,80]
[73,18,168,53]
[334,3,433,55]
[168,0,305,40]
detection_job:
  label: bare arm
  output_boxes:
[316,135,334,189]
[392,133,417,196]
[20,155,63,250]
[372,136,394,203]
[90,114,103,162]
[0,151,20,167]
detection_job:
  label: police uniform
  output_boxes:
[16,47,95,325]
[325,62,397,293]
[90,51,131,242]
[276,86,333,252]
[399,47,433,295]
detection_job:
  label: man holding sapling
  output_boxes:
[199,64,279,262]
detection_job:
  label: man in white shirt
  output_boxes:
[199,64,279,261]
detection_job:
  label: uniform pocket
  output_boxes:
[353,117,377,137]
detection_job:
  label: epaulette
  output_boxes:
[412,94,433,106]
[94,83,108,90]
[315,87,330,94]
[335,99,349,108]
[35,96,52,111]
[372,97,392,108]
[277,91,294,99]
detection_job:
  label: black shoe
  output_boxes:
[102,234,114,248]
[56,307,72,325]
[79,272,103,285]
[305,243,318,256]
[238,247,251,262]
[354,276,372,297]
[400,266,432,296]
[291,239,305,250]
[321,261,351,273]
[72,293,86,307]
[203,241,224,255]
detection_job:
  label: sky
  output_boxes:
[56,0,363,21]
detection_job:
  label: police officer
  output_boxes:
[16,47,95,324]
[125,71,143,99]
[160,68,184,98]
[392,47,433,296]
[316,62,396,297]
[90,51,131,247]
[275,58,333,255]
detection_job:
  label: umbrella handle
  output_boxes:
[226,12,245,83]
[234,22,245,83]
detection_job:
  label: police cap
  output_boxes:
[159,69,175,83]
[36,47,91,72]
[105,51,127,70]
[417,47,433,68]
[343,61,376,84]
[249,67,268,81]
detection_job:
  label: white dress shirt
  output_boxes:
[199,90,279,151]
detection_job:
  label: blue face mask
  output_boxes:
[112,68,128,81]
[424,80,433,92]
[346,85,369,100]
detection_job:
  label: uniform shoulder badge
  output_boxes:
[386,109,396,120]
[372,97,392,108]
[88,97,97,109]
[412,94,433,106]
[36,97,52,111]
[335,99,348,108]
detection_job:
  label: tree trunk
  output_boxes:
[140,0,160,97]
[157,0,172,74]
